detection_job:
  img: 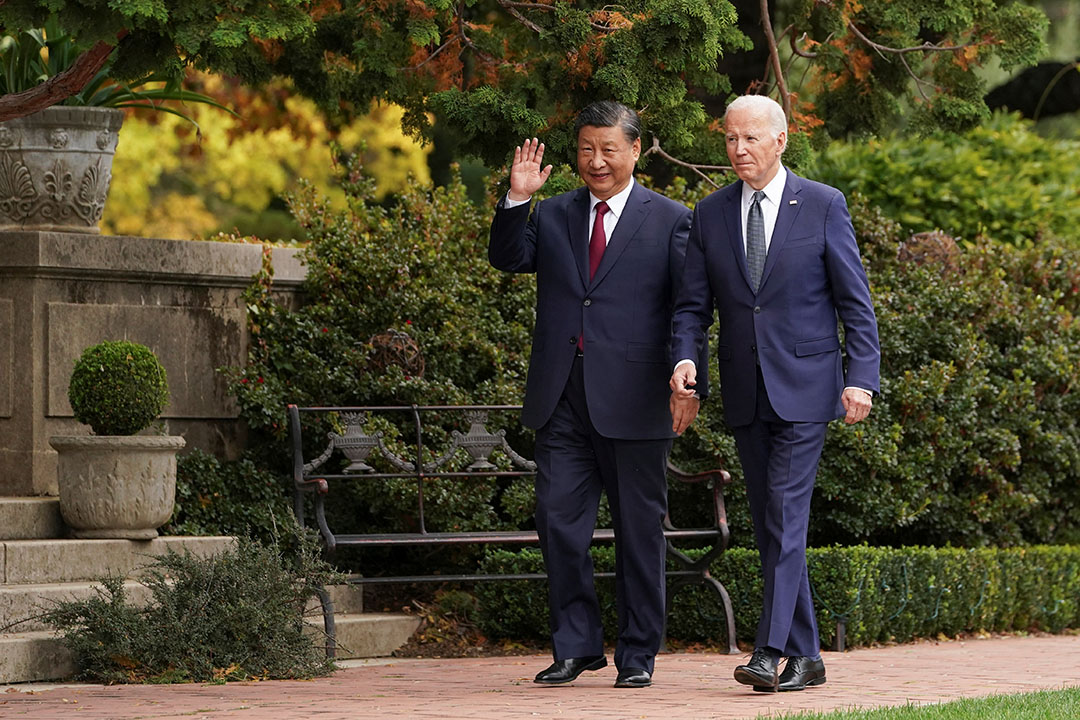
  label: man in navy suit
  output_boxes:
[489,101,699,689]
[669,95,880,692]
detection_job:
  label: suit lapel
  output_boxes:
[589,183,650,289]
[724,181,752,291]
[758,170,804,291]
[566,187,591,289]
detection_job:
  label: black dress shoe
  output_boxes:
[776,656,826,691]
[534,656,607,684]
[614,668,652,688]
[734,647,778,691]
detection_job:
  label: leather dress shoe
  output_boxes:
[614,667,652,688]
[734,647,778,691]
[776,655,826,691]
[534,656,607,684]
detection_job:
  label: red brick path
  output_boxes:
[3,635,1078,719]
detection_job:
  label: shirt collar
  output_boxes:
[590,177,635,219]
[741,165,787,207]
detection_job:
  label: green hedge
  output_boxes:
[810,113,1080,244]
[475,545,1080,649]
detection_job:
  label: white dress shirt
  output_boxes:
[740,166,786,256]
[504,177,635,244]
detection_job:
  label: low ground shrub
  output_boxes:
[41,530,340,683]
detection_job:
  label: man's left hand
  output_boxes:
[841,388,872,425]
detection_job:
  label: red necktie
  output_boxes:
[589,201,610,280]
[579,202,610,352]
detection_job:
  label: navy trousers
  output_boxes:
[533,355,670,673]
[731,368,827,658]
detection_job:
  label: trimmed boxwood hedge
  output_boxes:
[475,545,1080,648]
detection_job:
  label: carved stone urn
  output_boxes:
[0,106,124,234]
[49,435,185,539]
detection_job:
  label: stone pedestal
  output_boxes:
[0,231,305,495]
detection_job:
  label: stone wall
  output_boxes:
[0,231,305,495]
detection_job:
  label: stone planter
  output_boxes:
[49,435,185,539]
[0,106,124,234]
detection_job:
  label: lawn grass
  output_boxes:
[787,687,1080,719]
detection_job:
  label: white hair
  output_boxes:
[724,95,788,151]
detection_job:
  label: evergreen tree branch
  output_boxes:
[789,30,818,59]
[846,22,961,101]
[642,137,731,189]
[400,38,456,72]
[846,22,989,56]
[496,0,616,33]
[496,0,545,35]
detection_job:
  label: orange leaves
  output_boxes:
[564,46,594,86]
[850,48,872,82]
[252,37,284,64]
[310,0,343,22]
[591,9,634,31]
[789,94,824,133]
[953,43,980,71]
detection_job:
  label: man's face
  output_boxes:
[724,107,785,190]
[577,125,641,200]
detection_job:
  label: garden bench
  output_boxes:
[288,403,737,654]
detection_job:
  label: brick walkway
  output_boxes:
[3,635,1078,719]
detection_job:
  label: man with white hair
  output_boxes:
[668,95,880,692]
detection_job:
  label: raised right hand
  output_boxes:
[508,138,553,202]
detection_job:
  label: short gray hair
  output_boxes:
[574,101,641,144]
[724,95,787,149]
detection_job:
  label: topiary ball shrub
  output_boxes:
[68,341,169,436]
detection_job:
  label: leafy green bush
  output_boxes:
[166,450,292,543]
[475,545,1080,648]
[42,530,340,684]
[229,140,1080,552]
[810,113,1080,244]
[674,196,1080,549]
[227,157,538,538]
[68,340,169,436]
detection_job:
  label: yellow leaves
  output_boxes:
[212,664,244,681]
[103,73,431,239]
[338,102,431,200]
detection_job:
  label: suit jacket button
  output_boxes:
[569,336,577,344]
[583,298,592,306]
[754,306,761,313]
[751,345,756,353]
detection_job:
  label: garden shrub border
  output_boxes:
[476,545,1080,649]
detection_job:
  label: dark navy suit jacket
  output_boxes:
[490,181,697,440]
[672,170,880,426]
